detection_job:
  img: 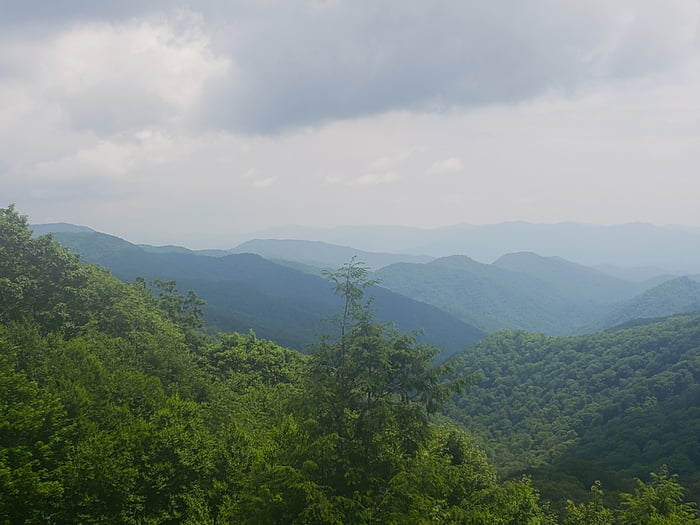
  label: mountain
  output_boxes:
[38,221,700,274]
[51,231,483,354]
[594,263,679,283]
[492,251,645,304]
[4,205,569,524]
[599,276,700,329]
[245,222,700,273]
[374,255,623,335]
[230,238,434,271]
[30,222,95,235]
[447,314,700,502]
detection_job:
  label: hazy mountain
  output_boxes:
[31,222,94,235]
[374,255,612,335]
[593,263,679,283]
[39,221,700,274]
[51,231,484,354]
[230,239,434,271]
[138,244,232,257]
[245,224,440,254]
[245,222,700,273]
[600,276,700,329]
[492,251,646,303]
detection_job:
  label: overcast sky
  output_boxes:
[2,0,700,247]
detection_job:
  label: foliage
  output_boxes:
[373,255,615,335]
[3,205,700,523]
[232,259,551,523]
[447,317,700,509]
[600,276,700,330]
[563,481,614,525]
[618,466,700,525]
[0,205,90,334]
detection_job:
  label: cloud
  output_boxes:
[1,10,229,135]
[427,157,464,176]
[355,171,400,186]
[3,2,700,134]
[3,1,700,244]
[324,174,345,185]
[367,152,412,171]
[252,176,277,188]
[198,1,700,132]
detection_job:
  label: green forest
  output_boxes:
[2,204,699,524]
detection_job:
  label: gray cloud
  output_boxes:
[198,1,700,132]
[4,0,700,245]
[4,1,699,134]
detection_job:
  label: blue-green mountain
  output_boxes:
[48,230,483,354]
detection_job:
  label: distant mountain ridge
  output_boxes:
[230,238,434,270]
[35,220,700,274]
[493,251,643,304]
[374,253,650,335]
[599,276,700,329]
[49,230,484,355]
[243,221,700,273]
[31,222,95,235]
[38,222,700,340]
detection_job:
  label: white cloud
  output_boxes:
[427,157,464,176]
[367,152,412,171]
[355,171,400,185]
[324,174,345,184]
[252,176,277,188]
[2,11,230,135]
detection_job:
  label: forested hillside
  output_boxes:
[492,252,643,304]
[0,206,550,524]
[448,318,700,508]
[230,238,434,270]
[374,255,614,334]
[4,205,700,524]
[49,230,484,355]
[598,277,700,329]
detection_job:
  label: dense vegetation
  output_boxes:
[1,206,546,523]
[373,255,638,335]
[447,320,700,508]
[598,276,700,329]
[3,205,699,524]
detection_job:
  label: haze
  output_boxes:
[3,1,700,248]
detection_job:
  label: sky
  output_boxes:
[2,0,700,248]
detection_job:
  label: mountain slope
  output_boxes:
[447,314,700,500]
[248,222,700,273]
[51,231,484,354]
[374,255,613,334]
[493,251,645,303]
[600,276,700,329]
[231,238,433,271]
[31,222,95,234]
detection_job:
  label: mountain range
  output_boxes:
[46,230,483,355]
[33,221,700,342]
[225,221,700,274]
[373,253,655,334]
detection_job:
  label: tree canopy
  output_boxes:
[1,205,699,524]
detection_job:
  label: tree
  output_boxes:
[0,205,89,334]
[618,465,700,525]
[236,259,478,523]
[0,336,68,524]
[564,481,614,525]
